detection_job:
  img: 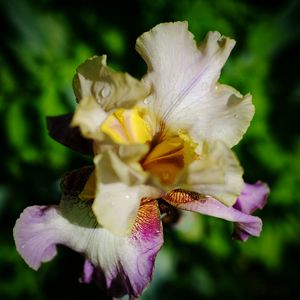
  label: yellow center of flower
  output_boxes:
[101,108,197,185]
[101,107,152,144]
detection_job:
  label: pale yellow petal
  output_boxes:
[186,141,244,206]
[71,96,107,140]
[73,55,150,110]
[92,182,159,236]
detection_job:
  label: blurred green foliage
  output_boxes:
[1,0,300,299]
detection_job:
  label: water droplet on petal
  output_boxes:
[101,86,111,98]
[21,245,25,249]
[143,97,152,104]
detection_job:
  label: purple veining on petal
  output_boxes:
[109,199,163,298]
[81,259,95,284]
[47,113,93,155]
[13,205,62,270]
[233,181,269,241]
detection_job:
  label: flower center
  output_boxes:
[101,108,197,185]
[141,136,185,185]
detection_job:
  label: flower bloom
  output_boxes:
[13,22,269,299]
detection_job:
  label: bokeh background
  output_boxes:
[1,0,300,299]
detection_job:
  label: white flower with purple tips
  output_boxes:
[14,22,269,299]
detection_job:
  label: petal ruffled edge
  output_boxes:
[13,205,61,270]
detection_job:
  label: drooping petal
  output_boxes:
[163,189,262,240]
[233,182,269,241]
[47,113,93,155]
[73,55,150,110]
[92,151,161,236]
[186,141,244,206]
[13,196,163,299]
[136,21,254,147]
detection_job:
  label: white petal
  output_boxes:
[71,96,107,140]
[186,141,244,206]
[92,182,159,236]
[181,84,254,149]
[92,151,161,236]
[136,22,254,147]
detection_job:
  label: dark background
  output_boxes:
[1,0,300,299]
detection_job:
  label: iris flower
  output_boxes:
[13,22,269,299]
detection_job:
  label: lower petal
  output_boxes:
[13,196,163,298]
[163,189,262,240]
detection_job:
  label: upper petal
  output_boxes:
[136,21,254,147]
[13,197,163,299]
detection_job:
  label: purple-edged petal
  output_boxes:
[47,113,93,155]
[163,189,262,240]
[13,205,62,270]
[233,181,269,241]
[13,194,163,299]
[234,181,269,214]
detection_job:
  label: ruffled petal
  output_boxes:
[47,113,93,155]
[13,197,163,299]
[73,55,150,110]
[92,151,161,236]
[163,189,262,240]
[136,21,254,147]
[186,141,244,206]
[233,182,269,241]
